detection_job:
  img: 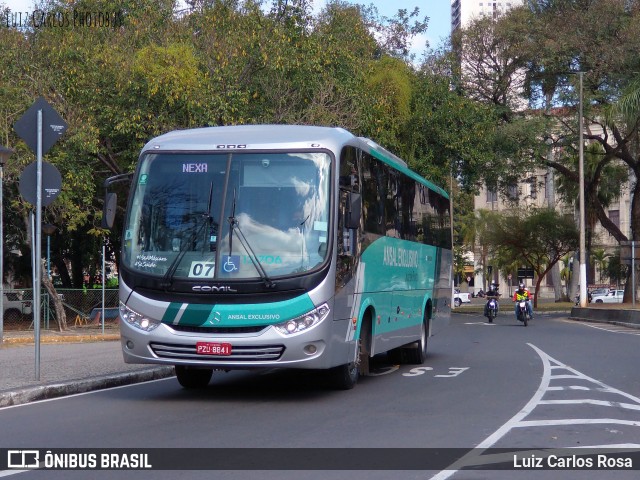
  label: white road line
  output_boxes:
[0,377,174,411]
[567,321,640,335]
[517,419,640,427]
[547,386,591,391]
[538,399,640,410]
[0,471,29,478]
[428,343,640,480]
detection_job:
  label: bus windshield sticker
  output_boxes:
[188,261,216,278]
[221,255,240,273]
[314,221,328,231]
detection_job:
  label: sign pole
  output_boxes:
[13,97,66,380]
[102,240,106,335]
[34,109,43,380]
[633,241,636,308]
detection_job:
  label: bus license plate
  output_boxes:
[196,342,232,355]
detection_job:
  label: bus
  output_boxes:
[106,125,452,390]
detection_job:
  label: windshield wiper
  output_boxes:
[161,182,216,288]
[227,188,276,289]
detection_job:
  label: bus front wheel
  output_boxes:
[175,366,213,389]
[328,361,358,390]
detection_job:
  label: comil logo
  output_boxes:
[8,450,40,469]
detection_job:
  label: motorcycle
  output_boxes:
[485,296,498,323]
[474,289,485,298]
[516,299,531,326]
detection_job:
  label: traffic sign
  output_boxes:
[18,161,62,206]
[13,97,68,155]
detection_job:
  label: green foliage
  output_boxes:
[484,207,579,306]
[2,0,468,286]
[405,72,498,190]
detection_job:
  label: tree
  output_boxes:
[484,208,579,308]
[590,248,610,284]
[507,0,640,302]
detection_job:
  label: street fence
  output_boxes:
[2,288,119,332]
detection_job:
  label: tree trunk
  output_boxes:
[551,262,564,301]
[41,260,67,331]
[569,253,580,302]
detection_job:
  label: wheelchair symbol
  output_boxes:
[223,256,239,273]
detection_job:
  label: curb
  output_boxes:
[0,366,175,408]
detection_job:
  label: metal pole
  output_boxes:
[449,172,455,304]
[45,234,50,329]
[578,72,588,308]
[633,241,636,308]
[47,234,51,277]
[34,109,43,380]
[0,162,3,343]
[102,241,105,335]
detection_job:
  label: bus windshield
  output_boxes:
[122,152,331,281]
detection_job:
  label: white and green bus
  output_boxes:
[110,125,452,389]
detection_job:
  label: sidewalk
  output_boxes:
[0,327,174,408]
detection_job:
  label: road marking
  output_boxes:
[0,471,29,478]
[0,378,174,411]
[435,367,469,378]
[367,365,399,377]
[538,399,640,410]
[402,367,433,377]
[428,343,640,480]
[565,320,640,335]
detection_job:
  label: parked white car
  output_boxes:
[2,291,33,322]
[590,289,624,304]
[453,289,471,308]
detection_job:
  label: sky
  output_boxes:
[4,0,451,54]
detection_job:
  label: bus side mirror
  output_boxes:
[346,192,361,230]
[102,192,117,230]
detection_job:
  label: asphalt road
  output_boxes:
[2,311,640,479]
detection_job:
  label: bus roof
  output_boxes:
[142,125,449,199]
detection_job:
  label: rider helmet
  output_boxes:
[518,282,525,290]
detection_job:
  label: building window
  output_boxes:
[609,209,620,229]
[528,176,537,199]
[486,187,497,203]
[507,183,518,200]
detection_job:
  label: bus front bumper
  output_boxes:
[120,317,351,371]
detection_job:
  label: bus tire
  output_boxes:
[406,315,429,365]
[175,366,213,389]
[329,317,370,390]
[328,361,358,390]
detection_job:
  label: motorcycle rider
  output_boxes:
[483,282,500,318]
[512,282,534,320]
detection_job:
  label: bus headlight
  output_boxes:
[274,303,330,335]
[119,302,161,332]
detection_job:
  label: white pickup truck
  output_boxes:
[453,289,471,308]
[3,291,33,323]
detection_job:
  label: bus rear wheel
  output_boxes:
[175,366,213,389]
[406,316,428,364]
